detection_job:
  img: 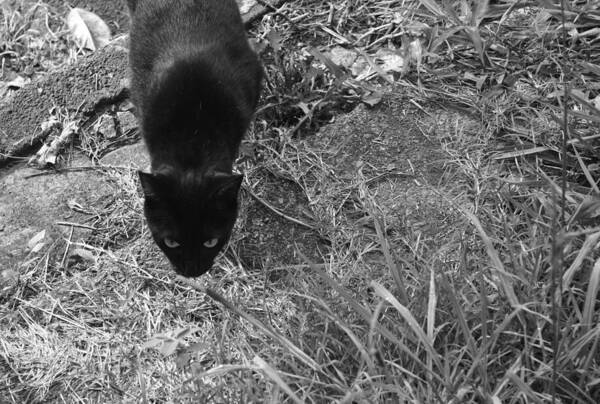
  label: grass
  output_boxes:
[1,0,600,402]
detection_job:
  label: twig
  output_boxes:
[24,165,136,179]
[56,221,97,231]
[254,0,294,25]
[60,225,75,269]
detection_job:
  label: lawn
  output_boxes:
[1,0,599,402]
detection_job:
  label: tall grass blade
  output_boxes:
[506,372,544,404]
[582,258,600,331]
[426,265,437,395]
[370,280,442,371]
[254,356,304,404]
[562,232,600,290]
[462,209,520,308]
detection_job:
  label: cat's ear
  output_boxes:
[138,171,161,200]
[213,173,243,201]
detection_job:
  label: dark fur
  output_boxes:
[128,0,263,277]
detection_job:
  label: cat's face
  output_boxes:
[138,170,242,277]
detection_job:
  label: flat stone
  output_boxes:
[99,142,149,170]
[116,111,137,134]
[0,45,128,166]
[0,160,113,270]
[94,114,118,139]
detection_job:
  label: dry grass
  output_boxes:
[1,0,600,403]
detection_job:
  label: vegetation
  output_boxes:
[1,0,599,402]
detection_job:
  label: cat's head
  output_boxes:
[138,169,243,277]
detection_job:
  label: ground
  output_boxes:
[1,1,599,403]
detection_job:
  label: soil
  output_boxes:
[308,97,463,244]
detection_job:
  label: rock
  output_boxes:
[94,114,118,139]
[0,45,128,166]
[116,111,138,134]
[99,142,149,169]
[0,160,113,270]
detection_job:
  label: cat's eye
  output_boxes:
[203,238,218,248]
[164,238,180,248]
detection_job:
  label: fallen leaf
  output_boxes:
[174,327,200,340]
[0,269,19,295]
[328,46,358,69]
[160,339,179,356]
[248,38,267,54]
[94,114,117,138]
[116,111,137,134]
[31,242,46,254]
[40,116,60,133]
[29,120,80,168]
[6,76,28,89]
[361,91,383,107]
[71,248,96,262]
[350,56,371,78]
[142,337,164,350]
[27,230,46,250]
[375,49,404,73]
[309,47,345,80]
[67,8,111,51]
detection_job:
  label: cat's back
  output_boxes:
[129,0,245,48]
[127,0,263,168]
[127,0,259,124]
[128,0,247,76]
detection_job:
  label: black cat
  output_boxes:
[127,0,263,277]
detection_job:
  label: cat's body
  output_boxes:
[127,0,263,277]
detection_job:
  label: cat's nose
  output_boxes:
[179,260,212,277]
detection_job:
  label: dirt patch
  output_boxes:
[0,45,128,166]
[235,94,472,283]
[308,97,461,245]
[308,97,447,184]
[236,168,327,274]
